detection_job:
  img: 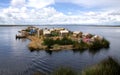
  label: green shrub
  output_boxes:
[81,57,120,75]
[43,37,110,50]
[88,38,110,50]
[59,37,74,45]
[88,40,102,50]
[43,38,55,48]
[43,37,74,48]
[101,38,110,48]
[52,67,76,75]
[73,41,87,50]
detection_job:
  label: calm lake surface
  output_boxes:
[0,25,120,75]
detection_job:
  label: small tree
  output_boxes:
[43,38,55,48]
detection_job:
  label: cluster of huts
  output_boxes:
[25,27,70,37]
[73,31,103,43]
[42,28,69,36]
[16,26,104,43]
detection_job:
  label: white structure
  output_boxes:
[73,31,80,37]
[73,31,82,37]
[91,35,103,41]
[43,30,51,36]
[82,33,90,36]
[94,35,103,40]
[60,29,69,36]
[37,29,40,37]
[49,28,55,32]
[55,28,65,31]
[73,31,80,34]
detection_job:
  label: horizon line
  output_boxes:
[0,24,120,27]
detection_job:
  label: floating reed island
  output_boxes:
[16,26,110,51]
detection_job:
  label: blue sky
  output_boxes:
[0,0,10,7]
[0,0,120,25]
[51,2,103,15]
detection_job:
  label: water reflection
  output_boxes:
[72,49,86,54]
[30,48,109,56]
[45,50,53,55]
[16,38,27,42]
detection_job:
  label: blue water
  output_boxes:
[0,26,120,75]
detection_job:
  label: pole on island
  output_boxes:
[38,29,39,38]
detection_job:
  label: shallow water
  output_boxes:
[0,25,120,75]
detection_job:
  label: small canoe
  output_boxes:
[16,35,26,38]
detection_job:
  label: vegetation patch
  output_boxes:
[81,57,120,75]
[42,37,109,50]
[52,67,77,75]
[43,37,74,48]
[52,57,120,75]
[88,38,110,50]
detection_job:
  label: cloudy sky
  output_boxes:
[0,0,120,25]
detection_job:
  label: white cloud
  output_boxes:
[55,0,120,9]
[0,0,120,25]
[10,0,120,9]
[11,0,26,7]
[27,0,55,8]
[0,6,120,25]
[11,0,55,8]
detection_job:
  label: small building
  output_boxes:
[83,37,91,43]
[39,29,43,35]
[37,29,43,37]
[91,35,103,41]
[73,31,83,38]
[50,28,55,32]
[60,29,69,36]
[55,28,65,31]
[29,27,37,35]
[82,33,92,38]
[43,29,51,36]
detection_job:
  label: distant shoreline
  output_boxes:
[0,24,120,27]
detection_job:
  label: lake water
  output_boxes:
[0,25,120,75]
